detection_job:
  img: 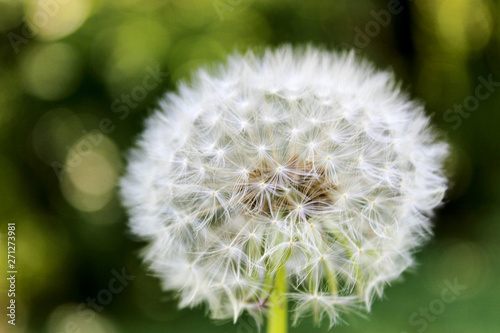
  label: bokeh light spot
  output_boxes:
[20,42,83,100]
[435,0,493,53]
[47,304,118,333]
[32,108,83,165]
[94,19,170,97]
[26,0,91,40]
[61,135,121,212]
[428,240,491,298]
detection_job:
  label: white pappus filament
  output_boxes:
[120,46,448,327]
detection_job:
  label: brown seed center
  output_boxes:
[237,157,336,219]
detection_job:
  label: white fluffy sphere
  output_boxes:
[120,46,448,326]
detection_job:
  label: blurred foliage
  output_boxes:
[0,0,499,332]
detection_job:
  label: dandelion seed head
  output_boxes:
[120,46,448,326]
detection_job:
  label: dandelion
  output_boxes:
[120,46,448,332]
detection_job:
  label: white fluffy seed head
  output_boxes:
[120,46,448,327]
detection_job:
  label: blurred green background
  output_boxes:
[0,0,499,332]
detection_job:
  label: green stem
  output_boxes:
[267,264,288,333]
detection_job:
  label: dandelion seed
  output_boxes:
[120,46,448,329]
